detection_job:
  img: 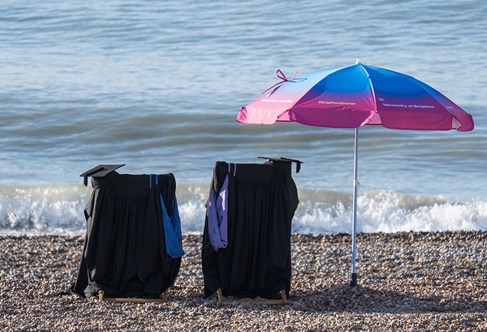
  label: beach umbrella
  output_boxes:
[236,61,474,286]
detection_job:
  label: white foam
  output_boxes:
[293,191,487,233]
[0,184,90,235]
[1,184,486,235]
[178,200,207,233]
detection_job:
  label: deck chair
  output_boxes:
[71,165,184,303]
[202,157,301,304]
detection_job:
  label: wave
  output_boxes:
[294,188,487,233]
[0,183,486,235]
[0,184,90,235]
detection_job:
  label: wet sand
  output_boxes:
[0,231,485,331]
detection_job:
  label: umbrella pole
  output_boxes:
[351,127,359,287]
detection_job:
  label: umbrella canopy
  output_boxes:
[236,61,474,286]
[238,62,473,131]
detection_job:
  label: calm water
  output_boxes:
[1,0,486,234]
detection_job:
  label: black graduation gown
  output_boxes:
[202,161,299,299]
[71,172,181,298]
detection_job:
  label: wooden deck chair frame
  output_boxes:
[97,290,168,304]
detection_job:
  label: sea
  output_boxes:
[1,0,486,235]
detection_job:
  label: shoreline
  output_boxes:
[0,231,485,331]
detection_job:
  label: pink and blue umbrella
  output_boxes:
[237,61,474,286]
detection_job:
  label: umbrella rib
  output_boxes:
[357,64,379,115]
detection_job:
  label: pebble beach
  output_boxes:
[0,231,485,331]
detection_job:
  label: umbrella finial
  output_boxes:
[355,58,360,64]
